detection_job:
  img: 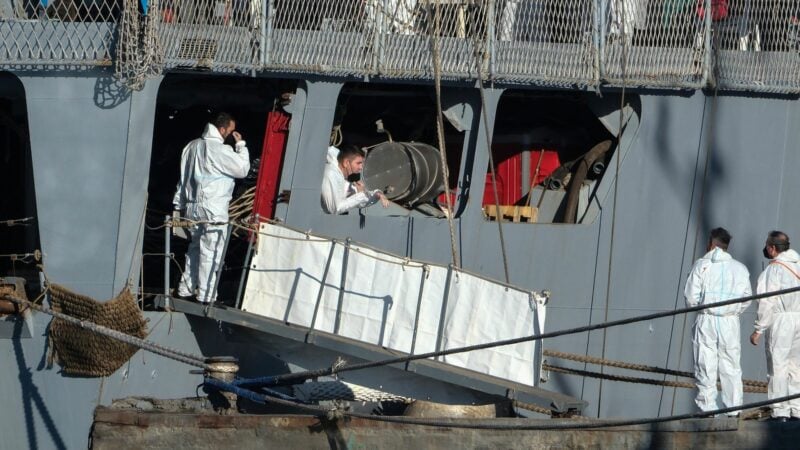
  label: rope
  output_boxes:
[293,381,412,403]
[0,251,41,263]
[511,400,557,416]
[1,291,212,371]
[228,185,256,224]
[329,125,343,147]
[543,349,767,388]
[247,285,800,386]
[471,9,510,284]
[1,217,34,227]
[204,375,800,430]
[598,0,629,416]
[543,364,766,394]
[428,0,459,269]
[670,17,723,415]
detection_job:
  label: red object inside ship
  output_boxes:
[483,148,559,206]
[252,110,291,221]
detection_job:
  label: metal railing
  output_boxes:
[1,0,799,93]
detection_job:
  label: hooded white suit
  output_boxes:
[685,247,752,413]
[320,146,381,214]
[755,248,800,418]
[173,123,250,303]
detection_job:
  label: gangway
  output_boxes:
[154,295,586,415]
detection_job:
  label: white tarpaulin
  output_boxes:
[242,223,546,386]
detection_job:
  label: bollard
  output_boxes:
[204,356,239,414]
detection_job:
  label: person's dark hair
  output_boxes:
[337,144,365,163]
[213,112,235,129]
[768,230,791,252]
[709,227,731,250]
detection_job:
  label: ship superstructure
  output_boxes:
[1,1,800,448]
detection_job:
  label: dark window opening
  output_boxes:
[328,82,465,217]
[487,90,617,224]
[0,72,41,293]
[143,73,296,308]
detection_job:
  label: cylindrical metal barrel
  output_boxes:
[362,142,444,206]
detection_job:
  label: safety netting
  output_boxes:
[47,283,148,377]
[712,0,800,93]
[493,0,598,86]
[0,0,120,66]
[1,0,799,93]
[602,0,710,88]
[241,223,548,386]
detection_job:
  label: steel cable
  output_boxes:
[204,376,800,430]
[1,292,212,371]
[251,285,800,385]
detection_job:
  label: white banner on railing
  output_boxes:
[242,223,546,386]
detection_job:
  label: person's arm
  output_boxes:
[321,169,370,214]
[172,143,192,210]
[736,267,753,314]
[752,268,778,344]
[213,133,250,179]
[684,261,703,308]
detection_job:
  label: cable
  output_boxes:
[471,13,510,284]
[598,0,629,417]
[252,285,800,386]
[204,375,800,431]
[1,217,34,227]
[1,292,212,371]
[543,349,767,388]
[428,0,460,269]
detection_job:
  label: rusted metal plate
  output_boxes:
[91,405,800,450]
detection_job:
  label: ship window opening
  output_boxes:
[0,72,41,290]
[143,74,297,308]
[486,90,616,224]
[327,82,465,218]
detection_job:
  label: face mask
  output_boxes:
[763,247,771,259]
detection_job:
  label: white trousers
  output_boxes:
[177,223,228,303]
[767,313,800,418]
[692,314,743,413]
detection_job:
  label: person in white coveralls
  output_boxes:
[173,112,250,304]
[685,227,752,415]
[320,144,388,214]
[750,231,800,422]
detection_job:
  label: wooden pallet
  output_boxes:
[483,205,538,223]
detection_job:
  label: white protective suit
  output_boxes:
[173,123,250,303]
[685,247,752,413]
[608,0,648,43]
[755,249,800,418]
[320,146,381,214]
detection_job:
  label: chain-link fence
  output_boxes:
[154,0,260,72]
[2,0,800,93]
[492,0,598,86]
[713,0,800,93]
[376,0,489,78]
[0,0,121,66]
[602,0,710,88]
[266,0,372,75]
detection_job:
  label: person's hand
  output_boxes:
[354,181,365,193]
[232,131,242,143]
[750,331,761,346]
[378,192,389,208]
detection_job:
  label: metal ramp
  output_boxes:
[154,296,585,415]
